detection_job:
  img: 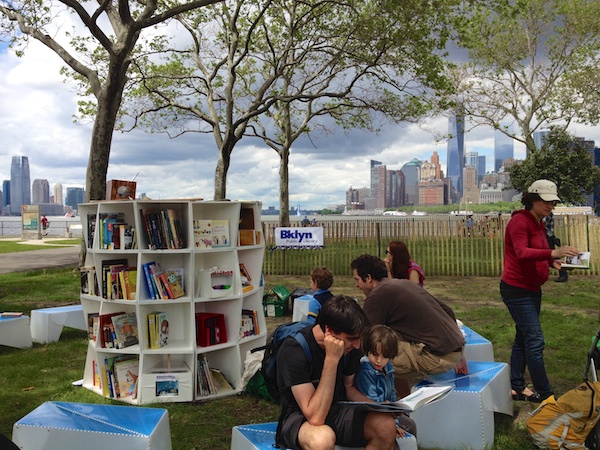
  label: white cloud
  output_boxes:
[0,39,599,210]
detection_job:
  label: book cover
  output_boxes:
[159,272,175,299]
[147,312,157,349]
[111,312,139,349]
[87,312,99,341]
[113,356,139,399]
[165,270,185,298]
[210,368,235,393]
[339,385,452,413]
[561,251,591,269]
[211,219,230,247]
[149,262,167,299]
[194,220,212,249]
[142,262,157,300]
[156,311,169,348]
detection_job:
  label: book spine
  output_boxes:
[142,263,156,300]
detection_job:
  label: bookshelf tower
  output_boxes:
[78,199,266,404]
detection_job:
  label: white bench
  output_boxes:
[462,324,495,362]
[410,361,512,450]
[30,305,86,344]
[0,315,32,348]
[13,401,172,450]
[231,422,417,450]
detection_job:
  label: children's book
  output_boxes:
[194,220,212,249]
[164,269,185,298]
[561,251,591,269]
[111,312,139,349]
[113,356,139,399]
[338,385,452,413]
[211,219,230,247]
[156,311,169,347]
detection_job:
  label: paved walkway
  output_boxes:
[0,239,80,274]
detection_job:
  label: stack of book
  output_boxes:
[100,259,136,300]
[95,355,139,400]
[98,212,136,250]
[147,311,169,349]
[195,313,227,347]
[141,261,185,300]
[96,311,139,349]
[240,309,259,338]
[140,208,185,250]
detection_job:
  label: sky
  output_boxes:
[1,36,599,211]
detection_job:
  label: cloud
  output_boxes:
[1,38,598,211]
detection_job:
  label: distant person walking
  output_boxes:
[41,215,49,236]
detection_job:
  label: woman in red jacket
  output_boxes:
[501,179,579,402]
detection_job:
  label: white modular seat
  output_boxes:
[13,401,171,450]
[0,315,32,348]
[30,304,86,344]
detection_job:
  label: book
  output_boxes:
[194,220,212,249]
[142,262,157,300]
[113,356,139,399]
[147,312,158,349]
[338,385,453,413]
[101,258,128,299]
[561,251,591,269]
[156,311,169,347]
[87,312,99,341]
[211,219,230,247]
[164,269,185,298]
[210,368,234,393]
[111,312,139,349]
[239,263,253,292]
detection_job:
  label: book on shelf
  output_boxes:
[98,212,126,250]
[338,385,453,413]
[211,219,230,247]
[193,220,212,249]
[147,311,169,349]
[86,213,97,249]
[111,312,139,349]
[164,270,185,298]
[239,263,253,292]
[561,251,591,269]
[98,311,125,348]
[196,353,217,396]
[113,356,139,399]
[109,264,129,300]
[101,258,128,299]
[139,208,184,250]
[195,312,227,347]
[240,309,259,338]
[87,312,99,341]
[167,209,186,248]
[210,368,234,393]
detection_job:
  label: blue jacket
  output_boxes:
[354,355,396,402]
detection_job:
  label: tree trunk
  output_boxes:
[279,148,290,227]
[214,142,233,200]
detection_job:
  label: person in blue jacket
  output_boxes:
[355,324,417,437]
[303,267,334,323]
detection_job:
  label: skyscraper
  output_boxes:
[53,183,63,205]
[533,130,551,151]
[401,158,421,206]
[2,180,9,209]
[10,155,31,215]
[494,125,514,171]
[447,111,465,202]
[32,179,50,204]
[65,187,85,211]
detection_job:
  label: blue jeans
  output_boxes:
[502,294,553,397]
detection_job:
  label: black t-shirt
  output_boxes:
[276,325,361,425]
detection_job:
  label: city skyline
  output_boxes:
[1,39,600,210]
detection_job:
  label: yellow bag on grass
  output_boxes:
[526,381,600,449]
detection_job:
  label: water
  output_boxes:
[0,216,83,237]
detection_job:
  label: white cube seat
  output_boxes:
[231,421,417,450]
[462,324,495,362]
[0,315,32,348]
[30,304,86,343]
[13,401,171,450]
[410,361,511,450]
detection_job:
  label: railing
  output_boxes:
[0,218,83,238]
[262,215,600,277]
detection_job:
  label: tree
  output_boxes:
[450,0,600,154]
[0,0,224,202]
[122,0,457,225]
[508,127,600,204]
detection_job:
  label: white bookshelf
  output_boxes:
[79,199,266,404]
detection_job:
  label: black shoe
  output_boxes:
[511,390,545,403]
[554,276,568,282]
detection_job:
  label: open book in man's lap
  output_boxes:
[338,385,452,413]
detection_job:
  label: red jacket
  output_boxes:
[501,209,554,292]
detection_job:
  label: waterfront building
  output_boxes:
[10,155,31,216]
[447,111,465,202]
[32,179,50,204]
[494,125,514,171]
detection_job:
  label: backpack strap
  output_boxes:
[293,332,312,371]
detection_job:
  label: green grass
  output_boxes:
[0,239,81,254]
[1,267,598,449]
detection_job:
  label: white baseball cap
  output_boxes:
[527,179,561,202]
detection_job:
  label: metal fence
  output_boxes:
[0,218,83,238]
[262,214,599,278]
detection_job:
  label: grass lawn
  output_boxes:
[0,264,598,449]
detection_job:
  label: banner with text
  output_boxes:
[275,227,324,248]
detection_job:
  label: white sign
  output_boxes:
[275,227,324,248]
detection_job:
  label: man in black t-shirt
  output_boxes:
[276,295,397,450]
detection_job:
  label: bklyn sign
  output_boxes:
[275,227,324,248]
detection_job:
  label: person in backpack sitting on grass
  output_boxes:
[276,295,397,450]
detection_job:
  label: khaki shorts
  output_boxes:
[392,341,462,377]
